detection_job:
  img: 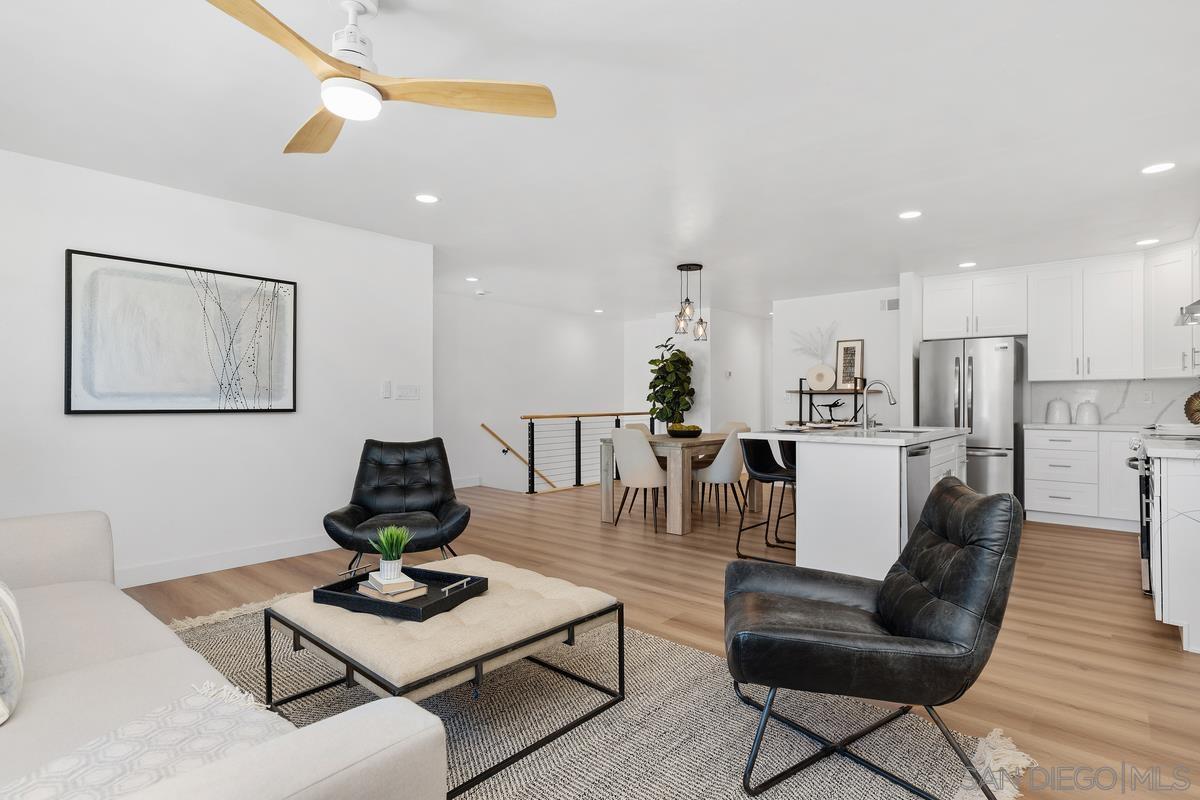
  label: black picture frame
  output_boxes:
[65,249,297,414]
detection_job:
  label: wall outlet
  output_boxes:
[1142,388,1154,404]
[381,380,392,399]
[394,384,420,401]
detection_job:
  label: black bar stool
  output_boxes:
[736,438,796,563]
[772,440,797,547]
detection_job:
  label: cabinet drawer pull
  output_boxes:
[1048,438,1072,443]
[1048,495,1072,500]
[1048,464,1071,468]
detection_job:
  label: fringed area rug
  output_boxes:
[172,599,1034,799]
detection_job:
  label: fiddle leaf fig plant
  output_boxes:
[646,337,695,424]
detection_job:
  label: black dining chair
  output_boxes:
[735,438,795,563]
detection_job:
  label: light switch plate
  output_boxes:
[395,385,420,401]
[381,380,392,399]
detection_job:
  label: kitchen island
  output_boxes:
[1144,437,1200,653]
[741,427,968,579]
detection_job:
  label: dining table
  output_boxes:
[599,432,764,535]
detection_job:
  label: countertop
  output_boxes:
[1025,423,1150,433]
[741,427,968,448]
[1145,438,1200,459]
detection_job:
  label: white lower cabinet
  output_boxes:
[1023,427,1139,529]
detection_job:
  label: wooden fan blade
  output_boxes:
[365,76,557,118]
[208,0,356,80]
[284,107,345,154]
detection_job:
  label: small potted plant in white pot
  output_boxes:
[369,525,413,581]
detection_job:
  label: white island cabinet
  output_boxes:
[740,428,968,580]
[1147,439,1200,654]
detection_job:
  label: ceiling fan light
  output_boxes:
[320,77,382,121]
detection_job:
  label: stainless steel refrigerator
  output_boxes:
[918,337,1023,497]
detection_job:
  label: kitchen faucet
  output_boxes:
[861,379,898,431]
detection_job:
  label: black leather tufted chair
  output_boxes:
[323,438,470,567]
[724,477,1021,799]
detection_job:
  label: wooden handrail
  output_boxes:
[480,423,557,488]
[519,411,652,421]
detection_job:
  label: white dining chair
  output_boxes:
[714,420,750,434]
[624,422,652,435]
[611,428,669,532]
[695,428,749,526]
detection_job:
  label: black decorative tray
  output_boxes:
[313,567,488,622]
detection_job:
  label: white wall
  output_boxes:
[434,294,624,492]
[771,287,903,427]
[0,150,434,587]
[709,309,768,430]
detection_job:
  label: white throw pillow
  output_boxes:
[0,581,24,725]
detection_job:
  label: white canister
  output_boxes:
[1046,398,1071,424]
[1075,401,1100,426]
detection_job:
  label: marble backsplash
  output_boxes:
[1029,378,1200,426]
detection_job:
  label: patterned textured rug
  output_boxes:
[173,599,1033,799]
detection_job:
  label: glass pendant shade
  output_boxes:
[693,317,708,341]
[674,313,689,333]
[680,298,695,319]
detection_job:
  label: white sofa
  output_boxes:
[0,511,447,799]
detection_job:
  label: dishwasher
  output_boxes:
[905,445,931,539]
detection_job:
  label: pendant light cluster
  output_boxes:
[674,263,708,341]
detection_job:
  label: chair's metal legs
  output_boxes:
[734,682,997,800]
[735,485,791,564]
[926,706,999,800]
[346,551,363,573]
[652,488,659,534]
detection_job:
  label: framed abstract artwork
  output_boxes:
[65,250,296,413]
[835,338,864,391]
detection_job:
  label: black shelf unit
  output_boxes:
[786,377,879,425]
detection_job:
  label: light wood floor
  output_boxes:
[127,485,1200,797]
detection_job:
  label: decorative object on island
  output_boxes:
[369,525,413,581]
[672,263,709,341]
[65,250,296,413]
[647,337,696,426]
[793,323,838,391]
[1187,391,1200,424]
[323,438,471,571]
[1074,400,1100,426]
[1045,398,1071,424]
[834,338,865,390]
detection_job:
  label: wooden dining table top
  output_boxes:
[600,432,728,448]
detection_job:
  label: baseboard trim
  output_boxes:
[453,474,482,489]
[1026,511,1138,533]
[117,534,339,588]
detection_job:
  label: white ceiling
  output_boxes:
[3,1,1200,318]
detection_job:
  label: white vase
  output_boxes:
[379,558,404,581]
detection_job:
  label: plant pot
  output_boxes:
[668,428,703,439]
[379,558,404,581]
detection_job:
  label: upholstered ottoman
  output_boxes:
[265,554,624,797]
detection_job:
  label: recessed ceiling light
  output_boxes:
[415,194,440,204]
[474,289,489,296]
[465,276,479,282]
[898,210,922,220]
[1136,238,1160,246]
[1141,163,1176,175]
[593,309,604,314]
[768,312,774,316]
[958,262,977,268]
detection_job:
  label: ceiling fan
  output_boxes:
[207,0,557,154]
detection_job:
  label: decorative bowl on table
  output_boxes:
[667,424,703,439]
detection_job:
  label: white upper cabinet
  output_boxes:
[1144,245,1197,379]
[1082,257,1143,380]
[923,273,1027,340]
[1027,256,1144,382]
[972,273,1027,337]
[1028,266,1084,381]
[923,277,972,339]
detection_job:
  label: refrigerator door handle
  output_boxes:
[967,449,1009,457]
[965,356,974,432]
[953,356,961,427]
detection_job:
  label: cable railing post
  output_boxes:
[613,416,621,482]
[527,419,536,494]
[650,417,656,434]
[574,417,583,487]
